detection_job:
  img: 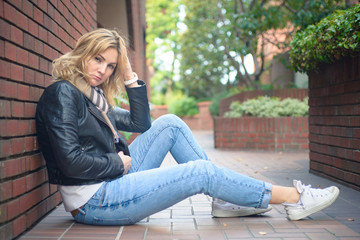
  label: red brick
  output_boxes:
[29,86,42,102]
[5,41,16,61]
[10,25,23,45]
[0,0,3,18]
[39,57,48,72]
[0,119,19,137]
[0,119,10,136]
[0,222,13,240]
[24,102,36,118]
[11,138,25,155]
[26,168,47,191]
[12,214,26,238]
[11,101,24,117]
[17,83,29,100]
[7,199,20,220]
[29,119,37,135]
[18,119,31,135]
[47,1,55,18]
[0,203,8,223]
[54,7,61,22]
[24,68,35,84]
[19,184,49,213]
[10,63,24,81]
[34,7,44,25]
[0,59,11,78]
[3,2,17,24]
[12,176,26,197]
[28,19,39,37]
[23,33,34,50]
[349,116,360,127]
[43,13,51,29]
[37,0,47,12]
[344,149,360,162]
[16,12,29,31]
[0,20,10,41]
[344,171,356,183]
[22,0,33,17]
[0,139,11,158]
[24,136,36,152]
[48,192,62,211]
[38,25,47,42]
[49,184,58,194]
[34,38,44,54]
[344,80,360,93]
[1,157,26,179]
[10,0,22,10]
[25,201,47,228]
[27,153,45,171]
[43,43,52,60]
[0,99,11,117]
[28,53,39,69]
[0,39,4,58]
[0,181,12,201]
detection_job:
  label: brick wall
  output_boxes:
[0,0,97,239]
[308,55,360,191]
[214,117,309,150]
[150,101,214,131]
[219,89,308,116]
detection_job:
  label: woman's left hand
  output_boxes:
[118,151,132,175]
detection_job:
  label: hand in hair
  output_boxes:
[124,57,135,81]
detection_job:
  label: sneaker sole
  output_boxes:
[212,205,273,217]
[287,187,340,221]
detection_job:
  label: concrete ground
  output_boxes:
[18,131,360,240]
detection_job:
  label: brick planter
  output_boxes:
[214,117,309,151]
[219,89,308,116]
[150,101,214,131]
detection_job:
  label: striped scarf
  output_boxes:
[91,87,109,113]
[76,78,120,143]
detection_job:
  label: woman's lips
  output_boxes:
[93,75,101,81]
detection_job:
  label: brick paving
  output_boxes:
[18,131,360,240]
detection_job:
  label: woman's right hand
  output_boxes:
[118,151,132,174]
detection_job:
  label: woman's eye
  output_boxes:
[95,57,101,62]
[108,65,115,70]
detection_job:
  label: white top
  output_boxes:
[58,182,103,212]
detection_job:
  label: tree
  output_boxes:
[179,0,345,98]
[146,0,183,104]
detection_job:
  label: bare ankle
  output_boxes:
[286,188,300,203]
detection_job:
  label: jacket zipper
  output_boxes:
[88,107,117,152]
[81,138,91,152]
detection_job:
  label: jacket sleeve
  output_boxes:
[111,80,151,133]
[41,82,125,180]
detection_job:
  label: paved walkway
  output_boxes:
[18,131,360,240]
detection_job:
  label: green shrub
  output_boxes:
[209,91,231,116]
[168,97,199,117]
[224,96,309,117]
[290,5,360,73]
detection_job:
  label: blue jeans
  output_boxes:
[74,114,272,225]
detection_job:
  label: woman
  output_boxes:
[36,28,339,225]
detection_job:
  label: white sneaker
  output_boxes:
[283,180,340,221]
[211,198,272,217]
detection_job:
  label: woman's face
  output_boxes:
[85,47,118,87]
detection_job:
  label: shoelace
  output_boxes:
[283,181,310,209]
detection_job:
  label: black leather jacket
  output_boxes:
[36,80,151,186]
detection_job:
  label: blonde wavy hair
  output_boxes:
[52,28,128,106]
